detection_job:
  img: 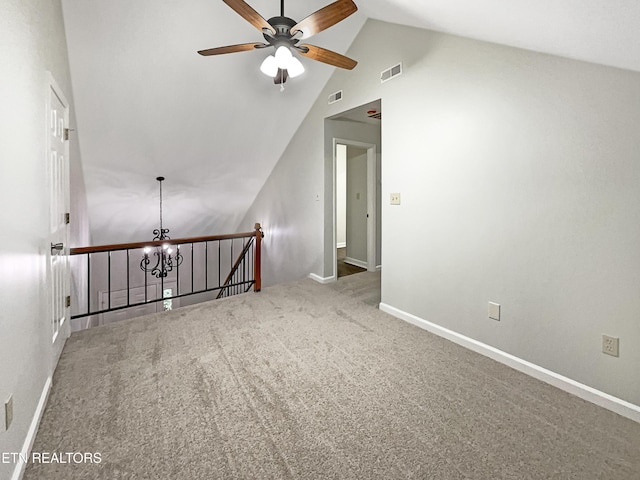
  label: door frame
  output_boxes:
[333,138,377,279]
[46,72,71,365]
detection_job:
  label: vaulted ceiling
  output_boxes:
[61,0,640,245]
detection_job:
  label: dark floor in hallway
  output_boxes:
[337,247,366,278]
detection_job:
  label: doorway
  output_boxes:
[336,143,372,278]
[325,99,381,282]
[333,138,377,278]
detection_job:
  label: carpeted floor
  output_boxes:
[24,272,640,479]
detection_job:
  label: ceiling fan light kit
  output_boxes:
[260,54,279,77]
[198,0,358,87]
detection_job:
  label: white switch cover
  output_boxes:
[4,395,13,430]
[390,193,401,205]
[488,302,501,321]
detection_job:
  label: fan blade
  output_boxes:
[297,44,357,70]
[223,0,276,35]
[290,0,357,40]
[198,42,268,56]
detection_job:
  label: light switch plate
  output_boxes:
[488,302,501,321]
[390,193,401,205]
[4,395,13,430]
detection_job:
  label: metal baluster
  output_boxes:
[176,244,180,296]
[108,252,112,310]
[87,253,91,315]
[144,257,148,304]
[127,249,130,308]
[160,249,164,308]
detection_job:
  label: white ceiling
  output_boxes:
[358,0,640,73]
[62,0,640,245]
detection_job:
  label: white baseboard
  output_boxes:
[344,257,368,269]
[379,303,640,424]
[309,273,336,284]
[11,376,53,480]
[336,242,346,249]
[375,265,382,272]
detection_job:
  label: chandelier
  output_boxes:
[140,176,183,278]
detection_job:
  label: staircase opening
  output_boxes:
[69,224,263,331]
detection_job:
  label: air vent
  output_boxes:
[381,63,402,83]
[328,90,343,104]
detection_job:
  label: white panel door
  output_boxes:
[100,285,157,326]
[99,282,180,326]
[48,76,70,364]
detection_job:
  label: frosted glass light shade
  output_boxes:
[287,56,305,78]
[260,55,278,77]
[274,45,293,69]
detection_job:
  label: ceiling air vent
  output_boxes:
[328,90,343,104]
[381,63,402,83]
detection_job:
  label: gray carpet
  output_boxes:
[25,272,640,479]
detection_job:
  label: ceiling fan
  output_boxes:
[198,0,358,87]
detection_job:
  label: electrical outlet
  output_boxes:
[5,395,13,430]
[602,335,619,357]
[390,193,401,205]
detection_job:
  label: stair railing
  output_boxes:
[69,223,263,321]
[217,224,264,299]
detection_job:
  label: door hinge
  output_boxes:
[63,128,75,141]
[65,212,70,224]
[65,296,71,308]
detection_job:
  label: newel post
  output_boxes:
[254,223,263,292]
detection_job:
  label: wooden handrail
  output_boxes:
[70,230,258,255]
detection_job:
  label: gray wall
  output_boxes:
[241,19,640,406]
[241,114,381,284]
[0,0,89,477]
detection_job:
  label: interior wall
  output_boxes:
[0,0,89,476]
[68,102,91,324]
[240,114,381,285]
[345,148,368,264]
[241,19,640,407]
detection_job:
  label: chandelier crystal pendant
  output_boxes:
[140,176,183,278]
